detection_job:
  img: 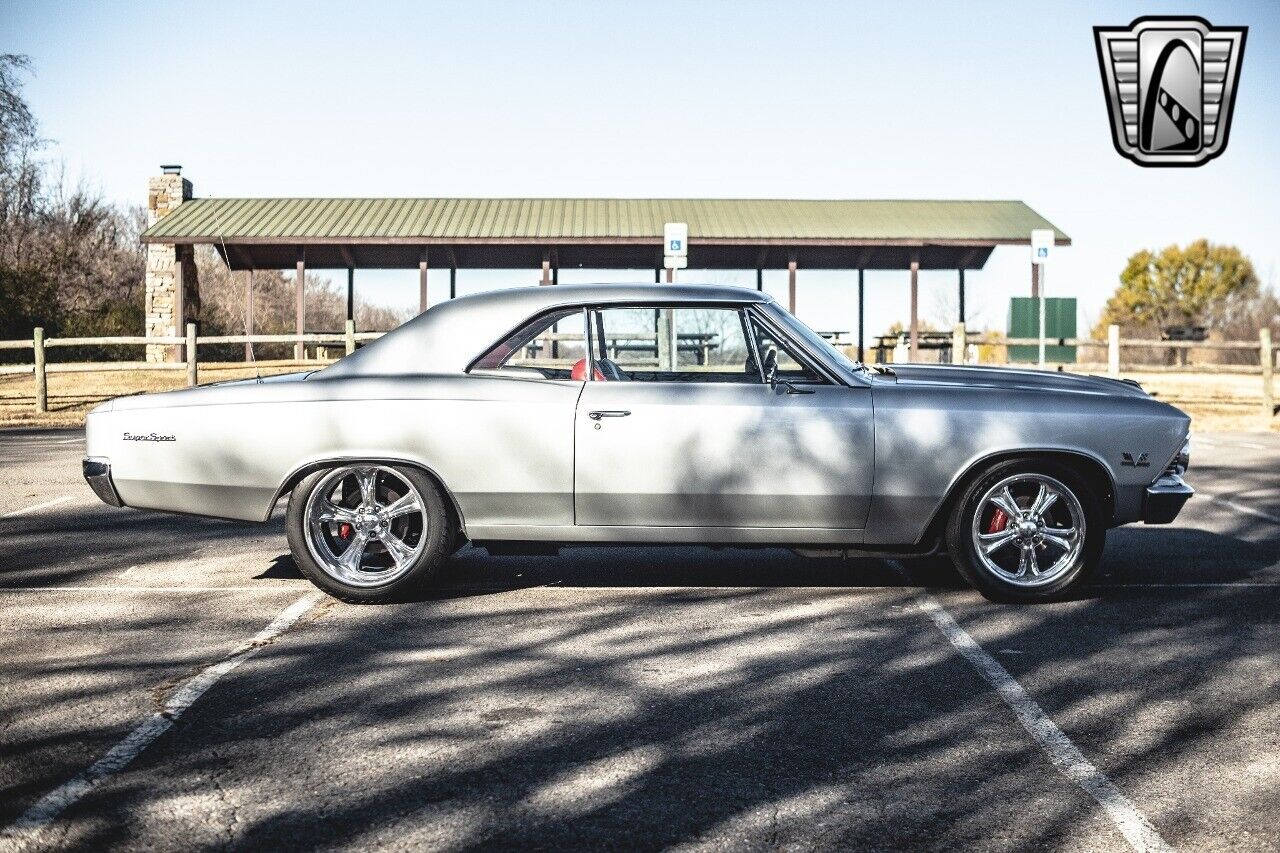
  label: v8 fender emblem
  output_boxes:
[1121,452,1151,467]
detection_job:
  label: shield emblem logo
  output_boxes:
[1094,16,1247,167]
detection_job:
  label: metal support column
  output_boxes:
[346,268,354,323]
[909,257,920,360]
[857,268,865,363]
[450,267,457,300]
[541,257,551,285]
[756,268,763,291]
[295,252,305,360]
[787,258,797,313]
[1031,262,1040,299]
[173,246,186,363]
[418,249,428,314]
[958,268,966,325]
[244,270,254,362]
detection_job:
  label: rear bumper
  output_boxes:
[1143,473,1193,524]
[82,457,123,508]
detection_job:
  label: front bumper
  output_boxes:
[1143,473,1193,524]
[83,457,123,508]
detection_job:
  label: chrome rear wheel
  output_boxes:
[303,465,428,588]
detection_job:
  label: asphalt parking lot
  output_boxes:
[0,429,1277,851]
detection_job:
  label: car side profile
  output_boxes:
[83,283,1193,602]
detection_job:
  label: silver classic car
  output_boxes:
[83,284,1193,603]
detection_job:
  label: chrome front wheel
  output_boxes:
[970,473,1085,587]
[302,465,429,588]
[947,461,1103,603]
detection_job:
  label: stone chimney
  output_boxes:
[145,165,199,362]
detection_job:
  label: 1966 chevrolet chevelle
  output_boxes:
[83,284,1193,603]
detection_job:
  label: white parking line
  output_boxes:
[887,561,1172,852]
[0,592,322,848]
[0,586,302,593]
[915,596,1171,852]
[1096,582,1278,589]
[1,495,72,519]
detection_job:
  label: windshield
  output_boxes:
[761,302,864,375]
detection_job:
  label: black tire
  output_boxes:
[286,464,453,603]
[945,459,1105,603]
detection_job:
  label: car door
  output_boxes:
[573,304,874,532]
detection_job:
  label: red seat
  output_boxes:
[571,358,605,381]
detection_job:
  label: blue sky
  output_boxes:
[3,0,1278,338]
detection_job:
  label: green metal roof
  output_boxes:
[142,198,1069,245]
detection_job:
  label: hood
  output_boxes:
[882,364,1151,399]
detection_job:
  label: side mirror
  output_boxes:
[762,348,778,387]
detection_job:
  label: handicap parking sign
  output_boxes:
[663,223,688,258]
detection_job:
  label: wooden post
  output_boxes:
[541,257,551,285]
[857,269,865,362]
[958,268,966,324]
[1108,324,1121,377]
[952,323,966,365]
[787,258,797,313]
[244,270,254,362]
[419,249,428,313]
[33,327,46,414]
[656,309,675,371]
[295,253,305,360]
[1262,328,1274,423]
[665,267,674,283]
[186,322,198,387]
[345,319,356,356]
[1031,262,1040,299]
[909,257,920,360]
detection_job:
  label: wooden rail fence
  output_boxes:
[2,321,383,413]
[1,322,1274,421]
[945,323,1274,421]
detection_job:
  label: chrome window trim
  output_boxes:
[743,307,844,387]
[465,305,591,380]
[585,302,767,385]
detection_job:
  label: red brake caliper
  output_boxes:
[338,523,353,540]
[987,508,1009,534]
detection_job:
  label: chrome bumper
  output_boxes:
[1143,473,1193,524]
[83,457,123,508]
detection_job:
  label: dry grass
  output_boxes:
[1083,371,1277,433]
[0,362,1274,433]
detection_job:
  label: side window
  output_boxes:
[747,314,827,385]
[589,306,759,383]
[471,308,587,380]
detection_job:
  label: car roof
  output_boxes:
[321,282,774,378]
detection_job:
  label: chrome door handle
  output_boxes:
[588,410,631,420]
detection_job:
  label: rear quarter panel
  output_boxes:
[86,375,582,526]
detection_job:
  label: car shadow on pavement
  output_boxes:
[44,530,1280,851]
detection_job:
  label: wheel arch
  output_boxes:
[268,456,467,540]
[919,448,1117,547]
